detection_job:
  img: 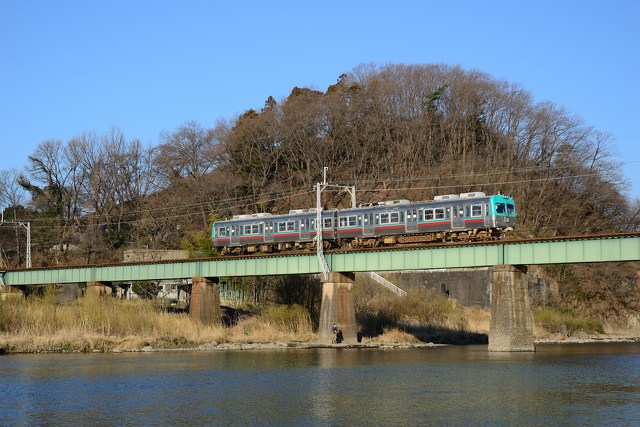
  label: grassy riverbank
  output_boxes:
[1,288,627,354]
[0,293,315,354]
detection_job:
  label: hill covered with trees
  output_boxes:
[1,63,639,322]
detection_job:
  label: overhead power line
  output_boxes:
[2,164,630,234]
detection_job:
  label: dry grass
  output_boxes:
[356,288,489,344]
[0,295,314,354]
[357,288,469,332]
[368,328,421,344]
[225,305,315,344]
[463,306,491,334]
[533,306,604,336]
[1,287,503,354]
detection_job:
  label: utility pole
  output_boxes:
[0,210,31,268]
[314,167,356,281]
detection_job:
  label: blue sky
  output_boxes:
[2,1,639,196]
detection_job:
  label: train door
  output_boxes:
[451,205,465,229]
[363,212,375,236]
[264,222,274,243]
[406,208,418,232]
[230,224,240,245]
[484,203,491,227]
[300,218,310,240]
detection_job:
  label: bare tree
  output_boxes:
[0,169,28,210]
[222,99,284,211]
[0,169,31,267]
[18,139,87,263]
[156,120,220,183]
[94,128,157,253]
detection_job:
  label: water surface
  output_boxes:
[1,343,639,426]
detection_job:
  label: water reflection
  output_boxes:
[1,343,639,425]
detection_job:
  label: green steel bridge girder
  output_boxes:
[1,235,640,287]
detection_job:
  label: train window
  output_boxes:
[435,208,445,219]
[252,224,260,234]
[300,221,305,229]
[380,213,389,224]
[339,217,347,227]
[348,216,357,227]
[375,214,379,225]
[278,222,286,232]
[507,203,516,215]
[472,205,482,216]
[496,203,506,214]
[485,204,489,216]
[323,218,332,228]
[364,216,368,224]
[390,212,399,223]
[242,225,250,234]
[425,209,434,220]
[287,221,295,231]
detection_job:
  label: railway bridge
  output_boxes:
[2,234,640,351]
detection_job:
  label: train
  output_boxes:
[211,192,516,255]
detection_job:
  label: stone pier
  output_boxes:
[85,281,113,297]
[318,272,357,344]
[0,284,24,300]
[189,277,221,325]
[488,265,535,352]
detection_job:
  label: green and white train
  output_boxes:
[212,192,516,255]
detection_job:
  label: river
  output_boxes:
[1,343,639,426]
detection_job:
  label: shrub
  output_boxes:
[260,304,313,333]
[534,306,604,335]
[356,288,468,337]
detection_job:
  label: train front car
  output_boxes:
[487,193,516,233]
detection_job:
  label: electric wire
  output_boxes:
[2,160,639,237]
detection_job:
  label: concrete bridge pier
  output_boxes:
[488,265,535,352]
[1,284,24,300]
[85,281,113,297]
[318,272,358,344]
[189,276,222,325]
